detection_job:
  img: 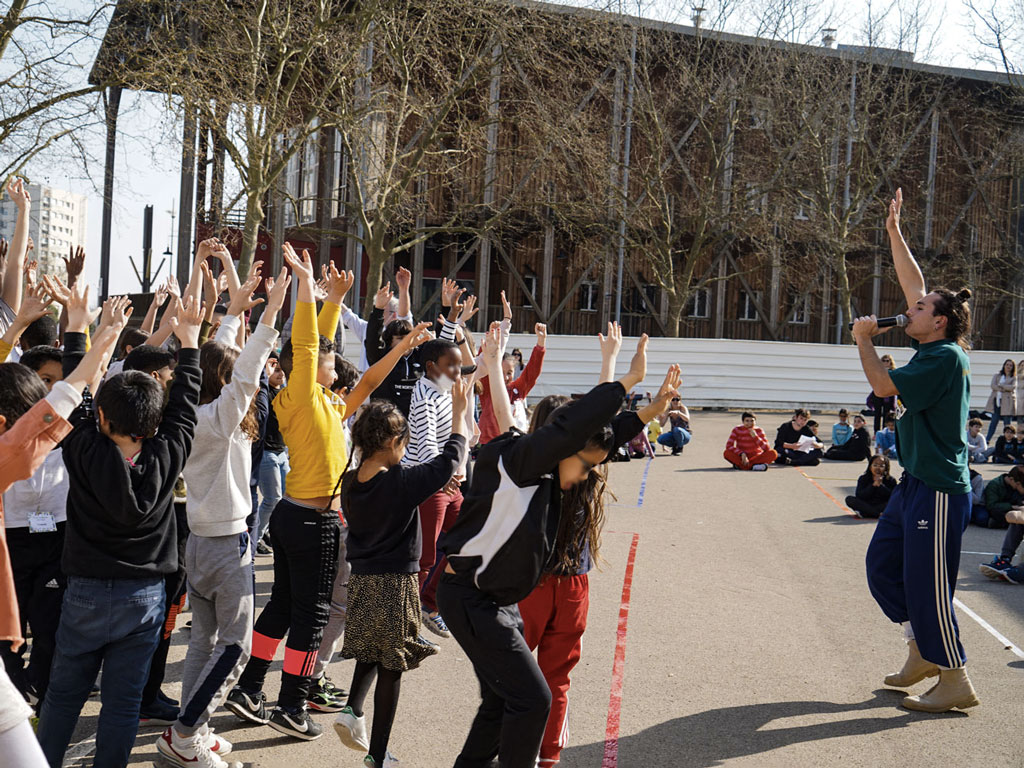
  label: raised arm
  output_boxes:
[396,266,412,320]
[481,326,514,434]
[598,322,623,383]
[319,262,355,341]
[2,178,31,312]
[345,321,433,413]
[886,188,927,308]
[1,281,53,358]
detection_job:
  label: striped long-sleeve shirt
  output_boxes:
[725,425,771,456]
[403,376,453,467]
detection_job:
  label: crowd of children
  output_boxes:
[0,178,691,768]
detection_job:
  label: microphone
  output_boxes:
[847,314,908,330]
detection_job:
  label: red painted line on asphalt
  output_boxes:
[799,470,859,518]
[602,532,640,768]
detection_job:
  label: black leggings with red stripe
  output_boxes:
[237,499,341,710]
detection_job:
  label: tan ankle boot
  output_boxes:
[884,639,940,688]
[902,668,980,713]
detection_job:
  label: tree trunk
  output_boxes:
[361,225,390,317]
[239,193,264,278]
[835,253,853,344]
[666,289,687,337]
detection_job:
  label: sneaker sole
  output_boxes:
[139,716,178,727]
[307,699,347,713]
[333,720,369,752]
[155,739,190,767]
[979,564,1008,580]
[268,718,323,741]
[901,693,980,712]
[224,699,269,725]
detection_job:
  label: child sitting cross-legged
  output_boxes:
[845,455,897,519]
[333,379,472,768]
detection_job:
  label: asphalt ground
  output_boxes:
[59,411,1024,768]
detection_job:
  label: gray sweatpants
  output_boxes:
[176,532,254,735]
[313,527,350,680]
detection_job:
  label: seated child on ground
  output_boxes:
[844,455,897,519]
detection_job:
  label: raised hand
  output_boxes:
[396,266,412,292]
[314,278,329,303]
[216,271,229,296]
[200,261,218,321]
[618,334,648,393]
[23,259,37,288]
[535,322,547,347]
[171,295,205,349]
[397,321,434,353]
[481,325,501,368]
[451,374,472,418]
[11,280,52,328]
[447,287,467,321]
[441,277,459,307]
[886,187,902,233]
[64,325,120,395]
[500,289,512,321]
[325,262,355,303]
[165,274,181,299]
[98,295,132,333]
[282,243,314,283]
[196,237,220,262]
[227,270,264,316]
[6,178,31,210]
[374,281,394,310]
[459,294,479,325]
[43,275,97,332]
[63,245,85,286]
[261,266,292,325]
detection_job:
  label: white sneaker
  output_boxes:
[334,705,369,751]
[201,724,232,755]
[421,609,451,638]
[156,727,229,768]
[751,464,768,471]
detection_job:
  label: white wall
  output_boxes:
[490,333,1021,412]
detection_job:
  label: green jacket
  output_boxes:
[983,474,1022,523]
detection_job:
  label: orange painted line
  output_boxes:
[799,470,861,519]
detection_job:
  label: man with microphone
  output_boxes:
[851,188,978,714]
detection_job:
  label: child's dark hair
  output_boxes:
[382,319,413,349]
[741,411,755,421]
[19,345,62,373]
[1009,466,1024,484]
[124,345,176,375]
[350,399,410,458]
[793,408,810,419]
[884,416,895,425]
[1005,424,1017,435]
[332,353,359,393]
[0,363,48,427]
[838,408,848,416]
[968,417,982,428]
[529,394,571,434]
[420,339,459,367]
[118,327,150,356]
[199,341,259,440]
[806,420,819,428]
[862,454,891,479]
[94,371,164,439]
[279,335,334,378]
[931,287,972,350]
[20,315,58,350]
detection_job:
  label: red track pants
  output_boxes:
[518,573,590,767]
[723,447,778,469]
[418,488,462,612]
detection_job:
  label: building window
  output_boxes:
[580,281,599,312]
[738,290,762,321]
[283,134,300,228]
[789,293,810,324]
[522,274,537,305]
[794,191,813,221]
[745,183,766,215]
[335,131,349,219]
[299,130,319,224]
[686,288,710,319]
[750,98,769,129]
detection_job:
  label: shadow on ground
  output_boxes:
[559,690,948,768]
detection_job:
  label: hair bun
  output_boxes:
[956,288,972,302]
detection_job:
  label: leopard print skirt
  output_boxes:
[341,572,438,672]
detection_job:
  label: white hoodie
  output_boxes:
[183,315,278,537]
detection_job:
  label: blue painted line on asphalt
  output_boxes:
[611,456,653,509]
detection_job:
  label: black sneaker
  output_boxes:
[156,689,180,709]
[307,677,347,712]
[225,687,270,725]
[268,706,323,740]
[139,696,179,726]
[256,541,272,556]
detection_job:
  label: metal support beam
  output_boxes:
[542,224,554,318]
[176,104,198,288]
[99,85,121,301]
[478,44,502,331]
[615,28,637,325]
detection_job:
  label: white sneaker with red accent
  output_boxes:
[156,727,229,768]
[201,724,232,755]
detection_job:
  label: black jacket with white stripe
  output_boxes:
[438,381,627,605]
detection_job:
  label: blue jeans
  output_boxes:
[657,426,691,451]
[38,576,165,768]
[257,449,289,542]
[987,403,1012,441]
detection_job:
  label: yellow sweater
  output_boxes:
[274,300,347,499]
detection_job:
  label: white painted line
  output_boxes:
[62,735,97,766]
[962,551,999,556]
[954,597,1024,660]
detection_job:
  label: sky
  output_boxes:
[15,0,1015,297]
